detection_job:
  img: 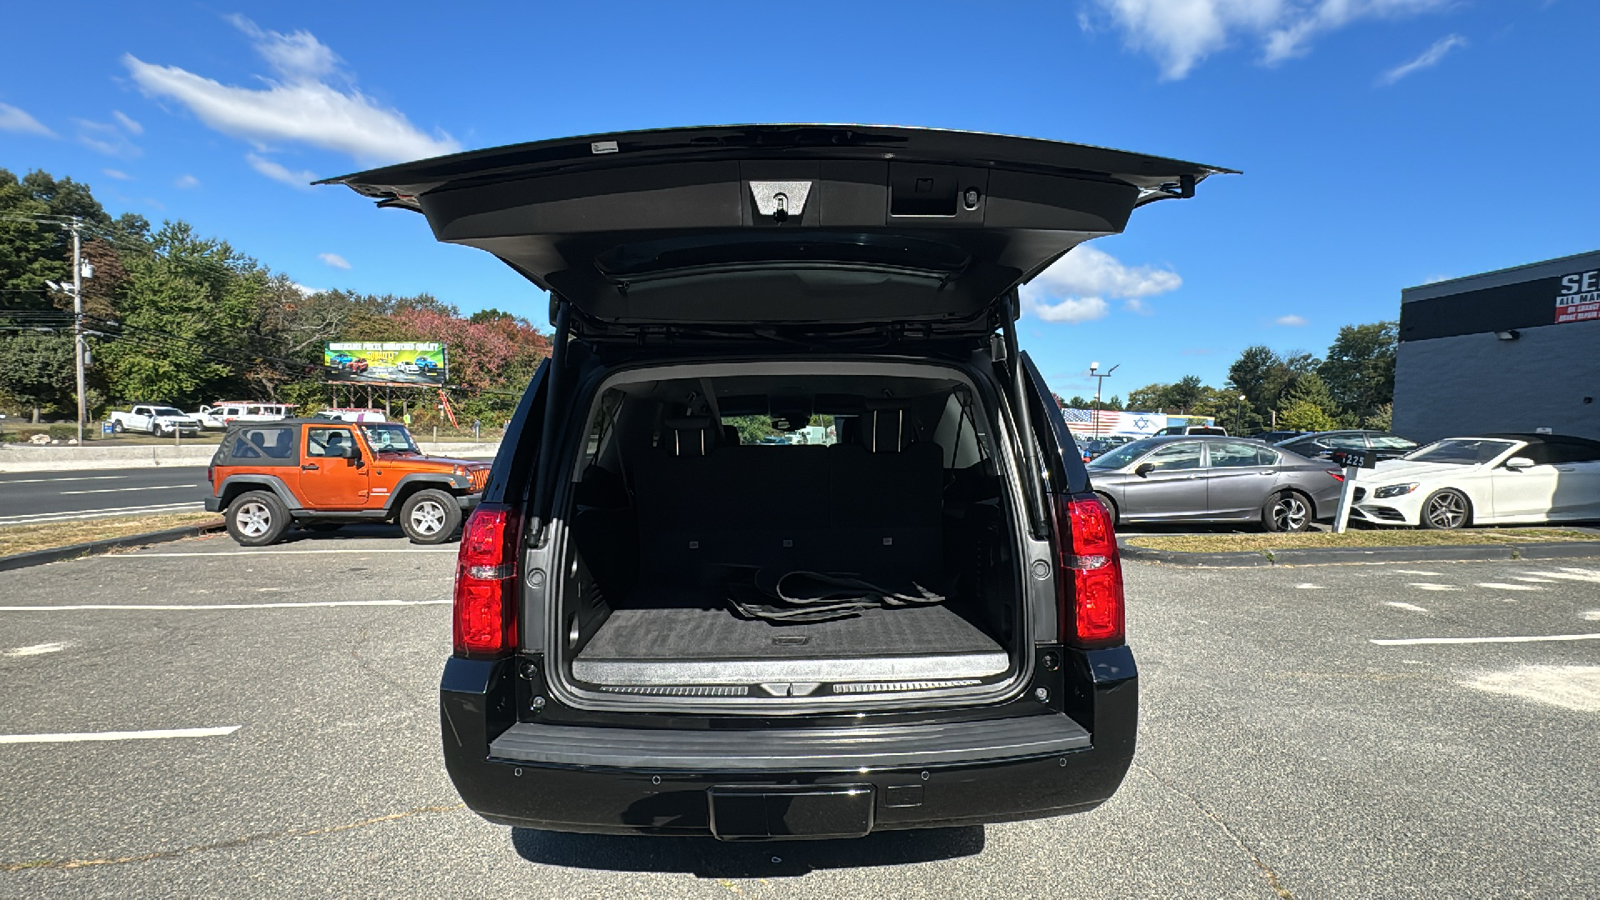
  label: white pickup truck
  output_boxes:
[109,405,203,437]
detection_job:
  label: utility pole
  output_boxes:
[71,218,87,446]
[1088,361,1120,438]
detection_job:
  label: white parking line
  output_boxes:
[1513,576,1558,583]
[58,485,196,495]
[1583,612,1600,621]
[1476,583,1543,591]
[0,725,240,745]
[1408,583,1461,591]
[1372,633,1600,646]
[1539,569,1600,584]
[3,642,68,657]
[1385,601,1430,613]
[1395,569,1444,576]
[1295,583,1324,590]
[114,548,457,557]
[0,475,127,484]
[0,502,203,526]
[0,600,449,612]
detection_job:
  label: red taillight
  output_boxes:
[452,504,519,657]
[1326,468,1345,482]
[206,464,214,485]
[1054,493,1125,647]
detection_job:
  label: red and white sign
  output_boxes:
[1556,269,1600,324]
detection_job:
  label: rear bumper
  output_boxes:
[457,492,482,511]
[203,495,221,512]
[439,648,1137,837]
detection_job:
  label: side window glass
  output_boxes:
[307,427,354,458]
[1145,442,1203,472]
[1208,441,1264,468]
[1256,447,1281,466]
[1326,434,1367,449]
[231,433,262,458]
[1369,434,1416,450]
[1517,443,1556,466]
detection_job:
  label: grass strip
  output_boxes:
[1125,528,1599,554]
[0,513,222,557]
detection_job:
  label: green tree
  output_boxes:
[1362,403,1393,431]
[1319,322,1397,423]
[1227,345,1319,422]
[98,221,267,407]
[725,414,779,444]
[0,332,77,421]
[1277,399,1339,432]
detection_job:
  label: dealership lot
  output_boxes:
[2,535,1598,898]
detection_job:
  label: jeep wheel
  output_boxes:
[226,490,290,546]
[400,489,461,544]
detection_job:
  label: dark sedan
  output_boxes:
[1086,435,1347,531]
[1276,430,1418,463]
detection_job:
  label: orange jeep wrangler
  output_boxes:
[205,419,490,545]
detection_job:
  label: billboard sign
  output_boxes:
[323,342,447,385]
[1556,268,1600,325]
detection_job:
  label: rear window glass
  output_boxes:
[594,232,970,277]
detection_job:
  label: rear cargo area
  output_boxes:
[552,365,1026,700]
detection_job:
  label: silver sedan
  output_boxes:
[1086,435,1347,532]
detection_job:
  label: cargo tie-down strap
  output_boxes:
[726,568,945,624]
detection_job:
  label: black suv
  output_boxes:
[327,125,1227,840]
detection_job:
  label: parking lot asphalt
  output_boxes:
[2,534,1598,898]
[0,466,210,525]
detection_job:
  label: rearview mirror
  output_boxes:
[1504,456,1535,470]
[1134,462,1155,477]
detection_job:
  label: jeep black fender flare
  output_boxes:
[215,475,302,511]
[383,473,469,512]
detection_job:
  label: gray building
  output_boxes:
[1393,249,1599,443]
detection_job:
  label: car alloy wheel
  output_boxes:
[1424,490,1469,529]
[1271,494,1310,532]
[410,499,447,536]
[235,500,273,537]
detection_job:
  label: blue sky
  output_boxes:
[2,0,1594,401]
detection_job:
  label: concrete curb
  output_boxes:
[0,522,226,573]
[0,441,498,473]
[1119,540,1600,568]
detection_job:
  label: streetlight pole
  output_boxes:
[1236,393,1246,435]
[71,218,87,446]
[1088,362,1120,438]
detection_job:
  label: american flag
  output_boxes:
[1059,407,1125,435]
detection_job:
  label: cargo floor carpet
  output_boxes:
[571,601,1009,686]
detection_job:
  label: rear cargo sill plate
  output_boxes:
[488,714,1090,771]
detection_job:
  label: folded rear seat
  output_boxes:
[631,410,945,603]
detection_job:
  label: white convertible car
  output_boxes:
[1351,434,1600,529]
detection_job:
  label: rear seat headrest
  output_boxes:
[663,415,712,456]
[869,408,907,453]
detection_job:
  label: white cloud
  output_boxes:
[111,110,143,135]
[1020,244,1182,323]
[1274,314,1308,326]
[1,102,54,136]
[122,16,459,167]
[246,153,317,190]
[318,252,351,270]
[1028,296,1112,324]
[75,118,141,157]
[291,282,319,297]
[174,174,200,189]
[1377,33,1467,85]
[1091,0,1448,79]
[102,168,132,181]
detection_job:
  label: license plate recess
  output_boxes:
[707,785,874,841]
